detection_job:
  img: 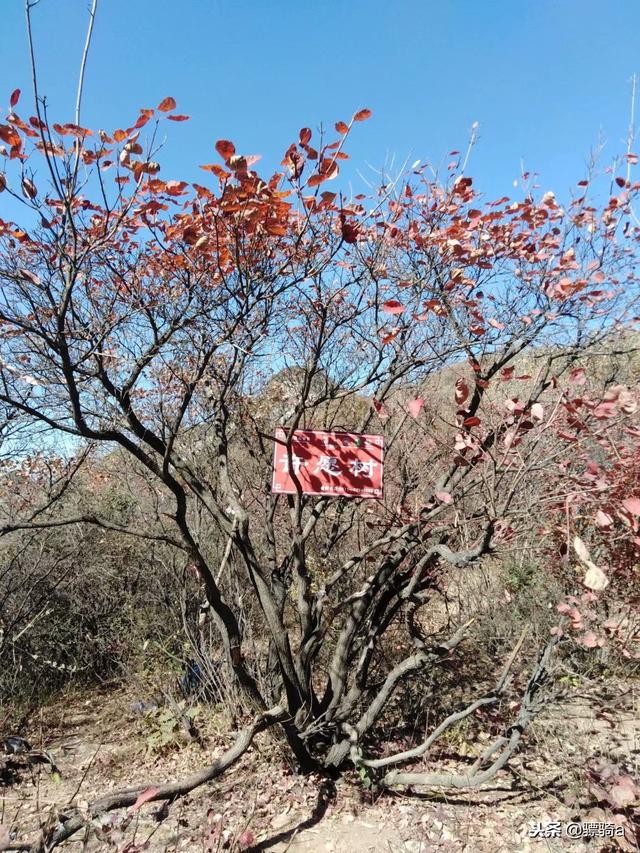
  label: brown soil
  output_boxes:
[1,682,638,852]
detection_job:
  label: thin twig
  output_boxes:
[67,741,103,806]
[75,0,99,127]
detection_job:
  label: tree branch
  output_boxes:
[381,635,559,789]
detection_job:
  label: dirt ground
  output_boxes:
[1,681,638,852]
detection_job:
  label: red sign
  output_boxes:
[271,428,384,498]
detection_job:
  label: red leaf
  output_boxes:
[381,329,400,345]
[353,108,372,122]
[407,398,424,418]
[595,510,614,529]
[132,113,151,130]
[283,145,304,179]
[341,221,359,243]
[382,300,405,315]
[373,398,389,419]
[299,127,312,145]
[622,497,640,517]
[200,164,230,180]
[335,121,349,134]
[165,180,188,195]
[9,88,20,108]
[607,776,639,808]
[0,124,21,147]
[463,416,481,428]
[158,96,176,112]
[500,366,515,381]
[569,367,586,385]
[228,154,249,171]
[593,401,616,419]
[530,402,544,422]
[455,378,469,406]
[239,830,255,850]
[130,786,160,812]
[215,139,236,161]
[581,631,599,648]
[167,114,190,121]
[21,177,37,199]
[318,157,338,179]
[182,225,200,245]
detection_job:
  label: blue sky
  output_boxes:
[1,0,639,205]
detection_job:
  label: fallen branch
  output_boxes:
[12,704,287,852]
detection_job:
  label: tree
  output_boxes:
[1,5,639,846]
